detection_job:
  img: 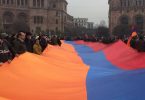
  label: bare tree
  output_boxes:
[96,26,110,37]
[113,24,131,38]
[99,20,106,27]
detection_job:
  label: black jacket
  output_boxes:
[25,38,33,53]
[0,40,12,63]
[13,39,27,54]
[40,38,48,51]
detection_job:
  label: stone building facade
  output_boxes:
[0,0,69,33]
[73,18,88,28]
[64,14,73,33]
[87,22,94,29]
[109,0,145,33]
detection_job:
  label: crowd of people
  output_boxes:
[0,32,61,66]
[1,31,145,66]
[124,35,145,52]
[64,33,145,52]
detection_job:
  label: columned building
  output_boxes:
[109,0,145,34]
[74,18,88,28]
[0,0,69,33]
[87,22,94,29]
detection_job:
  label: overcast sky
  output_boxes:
[67,0,109,25]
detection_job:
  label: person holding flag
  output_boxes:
[127,25,138,47]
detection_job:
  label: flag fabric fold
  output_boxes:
[0,40,145,100]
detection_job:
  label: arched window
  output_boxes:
[65,5,67,11]
[41,0,44,7]
[2,11,14,33]
[4,0,14,5]
[21,0,24,6]
[25,0,28,5]
[56,19,58,24]
[34,16,37,24]
[121,0,125,7]
[56,27,58,32]
[135,16,143,25]
[52,4,56,8]
[143,0,145,5]
[17,0,20,6]
[120,0,123,6]
[56,11,59,16]
[7,0,9,4]
[33,0,36,7]
[37,16,40,23]
[120,16,129,25]
[35,27,41,33]
[11,0,13,4]
[3,11,14,24]
[2,0,5,4]
[120,0,130,7]
[17,13,28,23]
[139,0,143,6]
[64,16,67,22]
[40,16,43,24]
[33,16,43,24]
[37,0,40,7]
[136,0,143,6]
[135,15,144,33]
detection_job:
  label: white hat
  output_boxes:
[35,36,39,39]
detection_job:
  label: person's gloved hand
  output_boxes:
[8,60,12,64]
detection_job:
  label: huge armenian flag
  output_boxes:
[0,40,145,100]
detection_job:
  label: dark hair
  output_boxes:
[26,32,32,36]
[17,31,25,38]
[34,38,39,43]
[0,34,2,39]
